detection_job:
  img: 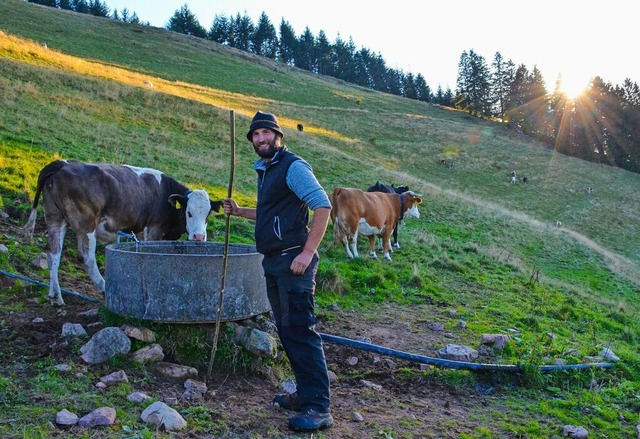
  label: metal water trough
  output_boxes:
[104,241,270,323]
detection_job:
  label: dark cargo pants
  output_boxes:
[262,247,330,413]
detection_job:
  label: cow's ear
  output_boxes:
[168,194,186,209]
[415,197,423,205]
[210,200,223,213]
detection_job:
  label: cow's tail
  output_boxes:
[21,160,67,237]
[323,187,340,251]
[327,187,351,250]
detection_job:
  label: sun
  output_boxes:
[556,73,591,99]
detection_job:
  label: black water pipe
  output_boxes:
[0,269,101,303]
[0,269,618,373]
[319,332,614,372]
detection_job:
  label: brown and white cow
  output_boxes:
[22,160,222,305]
[330,187,422,260]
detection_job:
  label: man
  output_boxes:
[222,111,333,432]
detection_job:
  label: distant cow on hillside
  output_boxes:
[330,187,422,260]
[22,160,222,305]
[510,171,517,184]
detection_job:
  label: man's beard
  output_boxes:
[254,139,278,159]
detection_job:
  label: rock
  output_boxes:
[32,317,44,323]
[141,401,187,431]
[78,407,117,428]
[78,308,100,317]
[31,252,48,269]
[352,411,364,422]
[80,327,131,364]
[95,382,107,390]
[100,370,128,386]
[183,379,207,401]
[0,243,8,253]
[149,362,198,380]
[131,344,164,364]
[563,425,588,438]
[346,356,358,366]
[437,344,478,362]
[234,326,277,358]
[53,364,73,373]
[481,334,510,350]
[55,409,78,426]
[327,370,338,384]
[428,322,445,331]
[62,322,87,337]
[127,392,152,403]
[360,379,382,391]
[121,325,157,343]
[281,378,297,394]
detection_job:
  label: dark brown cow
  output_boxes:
[22,160,222,305]
[330,187,422,260]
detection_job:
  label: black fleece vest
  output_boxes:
[255,149,309,255]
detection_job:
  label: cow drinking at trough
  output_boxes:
[22,160,222,305]
[330,187,422,260]
[366,181,410,249]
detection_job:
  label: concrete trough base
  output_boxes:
[105,241,270,323]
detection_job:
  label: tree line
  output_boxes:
[26,1,640,173]
[456,49,640,173]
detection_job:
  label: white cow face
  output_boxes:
[185,189,212,241]
[404,204,420,219]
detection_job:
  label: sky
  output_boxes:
[104,0,638,97]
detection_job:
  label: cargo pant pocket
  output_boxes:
[288,290,317,327]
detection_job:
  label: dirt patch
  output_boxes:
[0,218,510,438]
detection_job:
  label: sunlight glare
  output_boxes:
[557,73,590,99]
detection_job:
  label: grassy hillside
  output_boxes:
[2,1,640,437]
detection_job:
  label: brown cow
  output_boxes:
[330,187,422,260]
[22,160,222,305]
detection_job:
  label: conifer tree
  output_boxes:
[58,0,73,10]
[295,27,316,71]
[315,30,331,75]
[414,73,431,102]
[71,0,89,14]
[208,14,230,44]
[278,19,297,66]
[231,12,254,51]
[166,4,207,38]
[252,12,277,59]
[490,52,515,118]
[455,49,492,116]
[88,0,109,17]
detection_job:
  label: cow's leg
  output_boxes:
[342,236,354,259]
[392,226,400,249]
[368,236,377,259]
[381,231,393,261]
[349,230,359,258]
[47,224,67,306]
[78,231,105,293]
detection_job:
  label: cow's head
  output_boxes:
[168,189,222,241]
[401,191,422,220]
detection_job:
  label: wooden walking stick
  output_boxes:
[207,109,235,380]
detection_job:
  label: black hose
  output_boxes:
[319,332,614,372]
[0,269,617,372]
[0,269,101,303]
